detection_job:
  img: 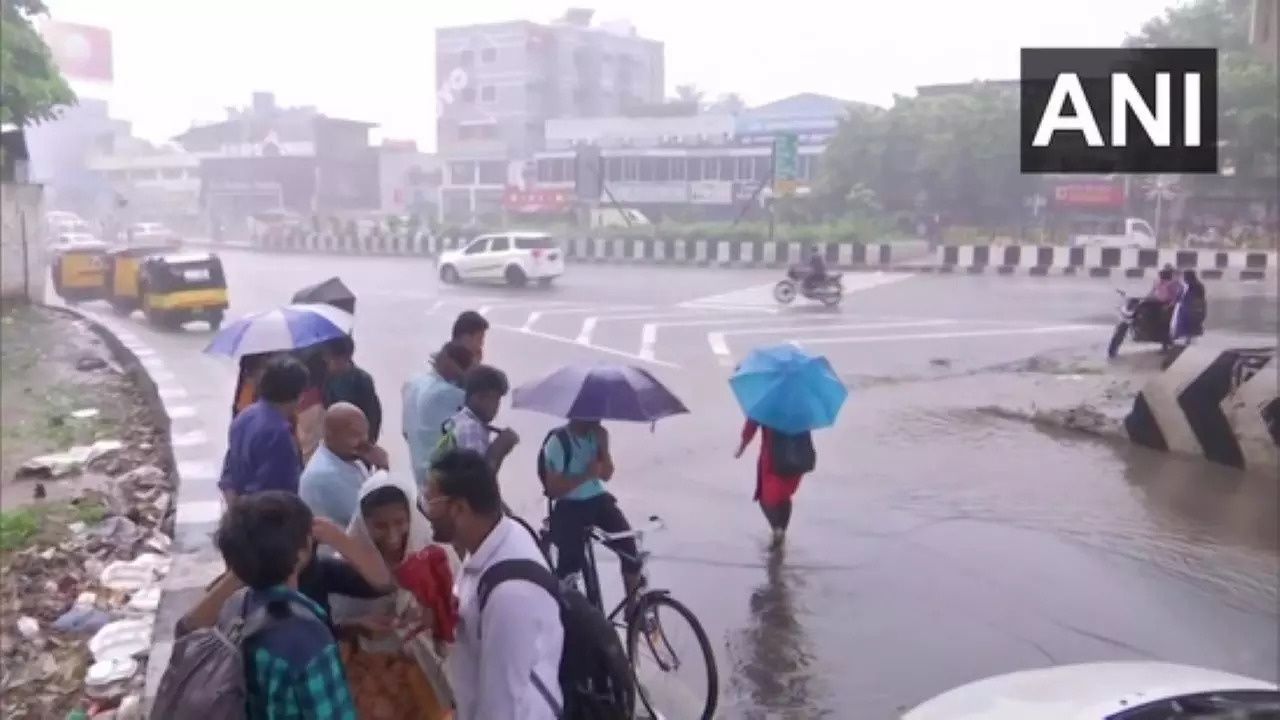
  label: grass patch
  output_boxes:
[0,497,108,552]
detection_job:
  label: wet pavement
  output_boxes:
[57,251,1280,717]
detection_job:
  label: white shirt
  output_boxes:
[450,516,564,720]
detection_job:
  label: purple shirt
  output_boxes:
[219,399,301,495]
[1152,278,1184,303]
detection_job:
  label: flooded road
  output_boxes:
[81,251,1279,717]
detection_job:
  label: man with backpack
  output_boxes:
[435,364,520,475]
[422,448,634,720]
[152,491,359,719]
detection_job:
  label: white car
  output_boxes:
[435,232,565,288]
[903,661,1278,720]
[126,222,182,248]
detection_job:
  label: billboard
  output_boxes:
[39,21,114,83]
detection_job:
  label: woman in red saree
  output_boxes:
[735,418,803,547]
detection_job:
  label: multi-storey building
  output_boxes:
[528,93,857,221]
[87,149,202,224]
[435,8,665,222]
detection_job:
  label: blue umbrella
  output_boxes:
[204,303,354,357]
[730,343,847,434]
[512,364,689,422]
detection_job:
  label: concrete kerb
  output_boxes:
[38,303,181,708]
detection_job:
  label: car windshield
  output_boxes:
[515,236,556,250]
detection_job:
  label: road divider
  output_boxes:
[195,232,1276,281]
[1126,345,1279,475]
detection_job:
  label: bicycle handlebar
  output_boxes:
[589,514,666,544]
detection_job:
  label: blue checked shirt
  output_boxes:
[241,587,357,720]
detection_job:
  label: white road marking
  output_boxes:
[795,324,1097,347]
[424,300,444,315]
[157,385,188,401]
[576,309,776,348]
[149,369,177,383]
[170,429,210,448]
[523,305,658,332]
[167,405,198,420]
[175,500,224,526]
[489,322,680,368]
[675,302,779,314]
[176,458,221,481]
[709,320,958,366]
[479,300,579,316]
[576,317,598,344]
[128,346,157,358]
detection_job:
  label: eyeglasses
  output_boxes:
[417,495,449,516]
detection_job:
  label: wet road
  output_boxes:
[76,251,1279,717]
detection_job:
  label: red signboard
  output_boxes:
[503,187,571,213]
[1052,183,1126,208]
[39,21,114,83]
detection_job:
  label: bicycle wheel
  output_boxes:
[626,592,718,720]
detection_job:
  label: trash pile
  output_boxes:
[1,464,174,720]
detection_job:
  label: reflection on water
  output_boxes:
[725,547,832,720]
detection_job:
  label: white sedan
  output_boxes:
[903,662,1278,719]
[435,232,565,288]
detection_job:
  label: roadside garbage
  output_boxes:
[87,618,153,663]
[16,440,125,480]
[99,554,170,592]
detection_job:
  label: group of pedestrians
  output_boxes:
[163,309,582,720]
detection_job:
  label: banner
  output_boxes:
[39,21,114,83]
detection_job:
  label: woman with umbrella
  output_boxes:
[511,364,688,597]
[731,344,847,547]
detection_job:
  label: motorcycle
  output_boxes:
[1106,289,1202,358]
[774,267,844,307]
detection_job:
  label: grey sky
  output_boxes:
[50,0,1177,149]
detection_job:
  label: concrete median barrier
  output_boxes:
[1125,345,1279,474]
[917,244,1276,281]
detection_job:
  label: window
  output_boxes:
[670,157,686,181]
[463,238,490,254]
[489,236,510,252]
[718,157,734,181]
[515,236,557,250]
[605,157,623,182]
[736,157,754,181]
[461,87,476,103]
[478,161,506,185]
[460,50,474,66]
[449,161,477,185]
[655,157,670,182]
[638,157,655,182]
[753,156,771,181]
[481,47,497,64]
[623,157,639,181]
[480,86,496,103]
[686,158,702,182]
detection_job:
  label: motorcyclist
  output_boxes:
[1142,264,1184,344]
[803,248,827,292]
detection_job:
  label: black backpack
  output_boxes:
[479,559,633,720]
[770,430,816,476]
[535,427,575,497]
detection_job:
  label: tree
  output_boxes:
[0,0,75,126]
[672,84,705,108]
[709,92,747,115]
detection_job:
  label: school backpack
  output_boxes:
[431,419,458,463]
[148,597,322,720]
[479,559,634,720]
[770,429,816,476]
[535,427,575,497]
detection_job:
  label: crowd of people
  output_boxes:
[153,305,816,719]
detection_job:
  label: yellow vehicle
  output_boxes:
[50,240,112,303]
[105,247,229,330]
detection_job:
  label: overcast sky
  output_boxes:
[49,0,1177,149]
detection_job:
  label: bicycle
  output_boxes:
[538,509,719,720]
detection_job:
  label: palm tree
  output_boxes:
[672,84,705,107]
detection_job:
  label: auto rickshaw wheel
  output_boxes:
[109,299,134,317]
[209,311,224,332]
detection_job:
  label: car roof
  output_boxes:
[475,231,553,240]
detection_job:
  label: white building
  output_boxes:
[87,149,201,222]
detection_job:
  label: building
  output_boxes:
[87,147,202,228]
[23,97,115,214]
[174,92,379,226]
[529,93,858,220]
[377,140,442,216]
[435,7,665,222]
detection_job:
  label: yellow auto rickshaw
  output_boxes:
[50,240,112,303]
[105,247,229,330]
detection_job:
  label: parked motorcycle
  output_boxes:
[774,267,844,307]
[1106,289,1200,358]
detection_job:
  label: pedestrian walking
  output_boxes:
[452,310,489,364]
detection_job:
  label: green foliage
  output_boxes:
[0,0,76,127]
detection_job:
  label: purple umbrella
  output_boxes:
[511,364,690,422]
